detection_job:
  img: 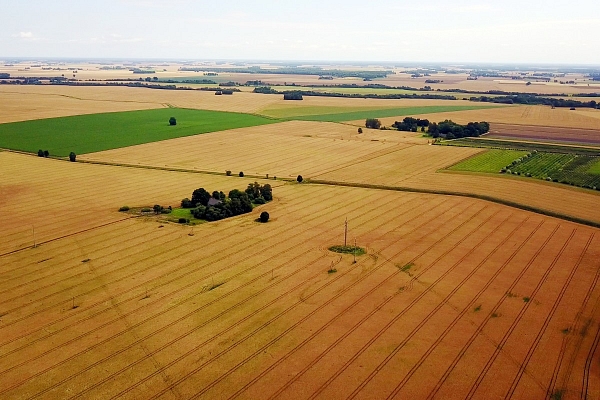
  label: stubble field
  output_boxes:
[1,151,599,400]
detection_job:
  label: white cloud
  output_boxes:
[19,31,33,38]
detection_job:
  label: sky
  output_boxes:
[1,0,599,64]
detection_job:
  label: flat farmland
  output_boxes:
[485,123,600,147]
[314,144,600,226]
[0,108,275,156]
[0,152,278,255]
[363,105,600,131]
[0,87,164,123]
[80,121,414,178]
[1,156,600,399]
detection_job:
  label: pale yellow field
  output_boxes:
[79,121,427,178]
[354,105,600,130]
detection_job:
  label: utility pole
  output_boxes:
[344,218,348,247]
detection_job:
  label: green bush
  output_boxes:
[239,171,244,177]
[118,206,130,212]
[259,211,270,223]
[226,170,232,176]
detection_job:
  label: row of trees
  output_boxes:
[180,182,272,222]
[392,117,430,132]
[428,120,490,139]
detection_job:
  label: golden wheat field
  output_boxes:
[79,119,600,226]
[1,150,600,399]
[79,121,415,178]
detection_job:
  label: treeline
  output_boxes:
[180,182,272,222]
[252,87,457,100]
[179,67,392,80]
[470,94,599,109]
[370,116,490,139]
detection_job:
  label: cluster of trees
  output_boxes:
[180,182,272,222]
[283,92,303,100]
[428,120,490,139]
[365,118,381,129]
[392,117,430,132]
[37,149,49,157]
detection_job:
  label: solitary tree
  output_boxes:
[239,171,244,177]
[365,118,381,129]
[358,128,363,134]
[37,149,44,157]
[259,211,270,223]
[153,204,163,214]
[43,150,49,158]
[297,175,303,183]
[169,117,177,126]
[69,152,76,162]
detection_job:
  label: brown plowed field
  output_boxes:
[361,105,600,131]
[1,153,599,399]
[485,123,600,147]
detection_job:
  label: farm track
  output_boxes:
[464,227,576,400]
[380,215,535,400]
[504,233,595,399]
[548,234,600,399]
[232,206,503,400]
[1,187,450,396]
[426,223,564,399]
[320,208,506,400]
[144,200,490,400]
[0,184,365,364]
[34,193,454,396]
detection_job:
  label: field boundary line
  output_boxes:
[309,180,600,229]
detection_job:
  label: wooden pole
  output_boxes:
[344,218,348,247]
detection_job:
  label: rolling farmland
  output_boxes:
[1,151,600,399]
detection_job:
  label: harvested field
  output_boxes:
[0,152,278,255]
[258,98,503,119]
[80,121,415,178]
[0,87,164,123]
[486,123,600,147]
[1,153,600,399]
[314,144,600,226]
[362,105,600,131]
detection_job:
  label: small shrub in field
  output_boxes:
[358,128,363,134]
[69,152,76,162]
[178,218,188,224]
[43,150,49,158]
[141,207,152,213]
[37,149,44,157]
[297,175,303,183]
[239,171,244,177]
[259,211,270,223]
[169,117,177,126]
[118,206,130,212]
[226,170,232,176]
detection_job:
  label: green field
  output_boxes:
[0,108,276,156]
[283,105,501,122]
[510,153,600,188]
[588,159,600,175]
[448,149,528,173]
[444,138,600,156]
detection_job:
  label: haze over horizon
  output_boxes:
[1,0,599,65]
